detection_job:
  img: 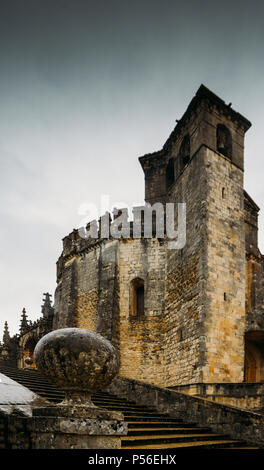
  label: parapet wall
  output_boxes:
[169,382,264,411]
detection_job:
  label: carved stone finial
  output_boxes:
[33,328,120,418]
[20,308,28,334]
[41,292,54,319]
[3,321,10,345]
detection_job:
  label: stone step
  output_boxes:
[95,396,145,406]
[126,421,195,428]
[92,398,142,405]
[1,376,53,387]
[96,406,165,413]
[0,375,61,389]
[123,440,247,449]
[13,384,64,394]
[17,385,64,393]
[93,399,157,407]
[124,415,179,420]
[121,433,234,446]
[221,446,260,449]
[2,375,58,384]
[0,369,48,378]
[34,393,64,400]
[122,415,183,422]
[127,427,212,435]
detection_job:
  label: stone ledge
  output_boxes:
[169,382,264,397]
[33,405,123,420]
[6,413,127,449]
[29,416,127,435]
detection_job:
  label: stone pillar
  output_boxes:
[32,328,127,449]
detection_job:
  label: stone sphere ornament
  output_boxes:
[34,328,120,413]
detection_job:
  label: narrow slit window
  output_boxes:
[131,278,145,317]
[179,134,190,168]
[136,285,144,316]
[166,158,175,189]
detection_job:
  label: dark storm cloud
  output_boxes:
[0,0,264,335]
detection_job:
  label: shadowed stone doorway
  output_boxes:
[245,331,264,382]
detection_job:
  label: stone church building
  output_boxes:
[2,84,264,394]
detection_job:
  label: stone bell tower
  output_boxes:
[140,85,251,385]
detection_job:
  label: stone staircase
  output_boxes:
[0,365,258,449]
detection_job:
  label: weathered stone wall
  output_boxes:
[0,412,7,449]
[246,255,264,330]
[204,147,245,382]
[53,257,79,329]
[244,191,264,329]
[4,415,31,449]
[0,412,126,449]
[242,191,264,382]
[163,146,208,386]
[75,248,100,332]
[244,192,259,256]
[54,240,119,339]
[118,238,166,385]
[54,235,167,386]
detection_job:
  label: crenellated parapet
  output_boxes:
[56,206,170,284]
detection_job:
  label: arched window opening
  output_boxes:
[244,331,264,382]
[131,278,145,317]
[179,134,190,168]
[166,158,175,189]
[217,124,232,159]
[23,337,37,369]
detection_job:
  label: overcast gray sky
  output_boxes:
[1,0,264,336]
